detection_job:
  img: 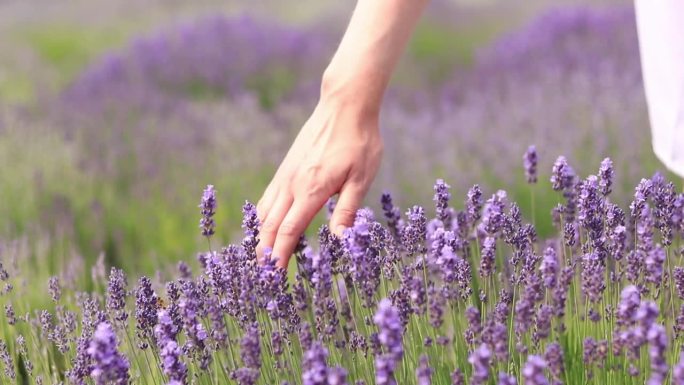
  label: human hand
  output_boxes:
[256,98,383,268]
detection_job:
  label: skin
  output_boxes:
[257,0,430,268]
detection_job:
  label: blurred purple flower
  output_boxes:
[523,145,538,184]
[468,344,492,385]
[87,322,130,385]
[522,355,548,385]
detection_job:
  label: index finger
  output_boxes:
[272,197,327,268]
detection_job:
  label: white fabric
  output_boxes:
[635,0,684,177]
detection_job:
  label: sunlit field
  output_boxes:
[2,0,681,384]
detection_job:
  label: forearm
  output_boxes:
[321,0,429,115]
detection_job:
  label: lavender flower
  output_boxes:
[467,184,484,224]
[434,179,452,227]
[242,201,260,258]
[327,367,349,385]
[673,352,684,385]
[486,321,509,361]
[199,184,217,238]
[302,342,329,385]
[675,267,684,300]
[515,274,543,336]
[48,276,61,302]
[134,276,158,349]
[4,305,15,326]
[402,206,428,255]
[522,355,548,385]
[544,343,564,382]
[375,355,397,385]
[15,336,32,377]
[617,285,641,326]
[0,263,7,282]
[374,299,403,385]
[598,158,613,196]
[428,286,446,328]
[583,338,597,365]
[381,192,403,238]
[106,267,128,324]
[578,175,603,245]
[651,174,676,246]
[540,247,558,288]
[482,191,507,235]
[523,145,538,184]
[464,306,482,346]
[550,156,574,191]
[451,368,465,385]
[416,354,433,385]
[0,340,14,380]
[238,323,261,378]
[630,178,652,220]
[498,372,517,385]
[647,324,668,385]
[480,236,496,278]
[68,336,93,385]
[580,252,605,303]
[178,280,210,368]
[160,339,188,385]
[345,215,383,307]
[645,246,666,285]
[87,322,130,385]
[301,341,348,385]
[468,344,492,385]
[177,261,193,280]
[533,305,553,343]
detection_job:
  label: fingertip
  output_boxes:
[333,224,348,237]
[275,254,290,270]
[260,246,273,265]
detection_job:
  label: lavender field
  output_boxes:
[1,0,682,384]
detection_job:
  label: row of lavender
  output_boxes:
[1,148,684,384]
[58,4,651,197]
[21,4,658,268]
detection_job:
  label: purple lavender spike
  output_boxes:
[598,158,613,196]
[374,299,403,385]
[416,354,433,385]
[523,145,538,184]
[498,372,517,385]
[434,179,452,227]
[134,276,158,349]
[522,355,548,385]
[199,184,217,238]
[87,323,130,385]
[106,267,128,325]
[468,344,491,385]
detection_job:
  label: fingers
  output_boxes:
[329,183,365,237]
[256,183,278,224]
[256,194,293,262]
[272,196,328,269]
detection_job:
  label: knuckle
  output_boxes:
[303,181,329,199]
[296,172,333,199]
[277,221,301,238]
[335,207,357,223]
[261,219,280,234]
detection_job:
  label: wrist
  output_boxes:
[320,66,385,119]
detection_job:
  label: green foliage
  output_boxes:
[19,24,125,86]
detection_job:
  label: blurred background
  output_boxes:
[0,0,669,279]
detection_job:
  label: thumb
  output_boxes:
[330,184,364,236]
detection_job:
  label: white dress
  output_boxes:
[635,0,684,176]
